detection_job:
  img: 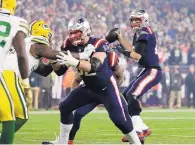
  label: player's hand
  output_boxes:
[56,51,80,67]
[79,44,96,59]
[22,79,33,109]
[115,29,124,42]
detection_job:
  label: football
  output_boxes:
[105,28,119,43]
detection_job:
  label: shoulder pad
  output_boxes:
[93,38,107,49]
[140,27,152,34]
[14,16,30,36]
[31,36,50,46]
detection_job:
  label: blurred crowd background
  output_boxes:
[16,0,195,110]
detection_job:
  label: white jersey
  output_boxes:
[0,11,29,70]
[3,35,50,77]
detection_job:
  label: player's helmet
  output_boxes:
[68,17,91,46]
[30,20,52,42]
[0,0,16,15]
[129,9,149,31]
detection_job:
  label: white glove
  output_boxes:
[56,51,80,67]
[79,44,96,59]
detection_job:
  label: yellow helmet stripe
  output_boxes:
[32,38,50,46]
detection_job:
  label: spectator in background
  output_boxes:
[187,44,195,65]
[169,45,183,65]
[161,65,171,108]
[39,74,54,110]
[29,72,41,110]
[61,68,75,98]
[169,66,184,108]
[185,65,195,108]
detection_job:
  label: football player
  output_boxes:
[43,17,142,145]
[2,19,70,143]
[68,51,127,145]
[0,0,30,143]
[3,20,70,110]
[114,9,162,142]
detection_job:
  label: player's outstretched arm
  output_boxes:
[78,52,106,72]
[34,62,53,77]
[115,30,142,61]
[32,43,61,60]
[12,31,29,79]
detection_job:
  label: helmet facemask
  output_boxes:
[130,17,142,31]
[129,9,149,32]
[68,17,91,46]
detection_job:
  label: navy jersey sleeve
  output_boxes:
[107,51,118,71]
[94,39,110,52]
[136,27,152,42]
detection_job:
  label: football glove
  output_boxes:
[56,51,80,67]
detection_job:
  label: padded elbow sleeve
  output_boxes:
[89,57,102,73]
[55,65,68,76]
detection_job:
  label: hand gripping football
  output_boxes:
[105,28,119,43]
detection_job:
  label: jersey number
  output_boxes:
[0,21,11,48]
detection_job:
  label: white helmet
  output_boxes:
[129,9,149,31]
[68,17,91,46]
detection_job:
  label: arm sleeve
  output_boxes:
[18,18,30,36]
[108,51,118,70]
[95,41,110,52]
[54,65,69,76]
[134,40,147,56]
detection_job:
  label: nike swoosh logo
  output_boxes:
[102,87,107,90]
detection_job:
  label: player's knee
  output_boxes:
[113,119,134,134]
[128,99,142,116]
[59,101,69,114]
[74,111,85,119]
[126,94,137,104]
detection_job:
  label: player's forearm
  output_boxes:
[130,51,142,60]
[13,31,29,79]
[77,54,105,73]
[17,55,29,79]
[118,36,134,52]
[34,63,53,77]
[34,44,61,60]
[77,60,91,72]
[53,65,68,76]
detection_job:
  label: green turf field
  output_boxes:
[11,109,195,144]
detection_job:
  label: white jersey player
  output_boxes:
[0,0,30,144]
[3,35,50,77]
